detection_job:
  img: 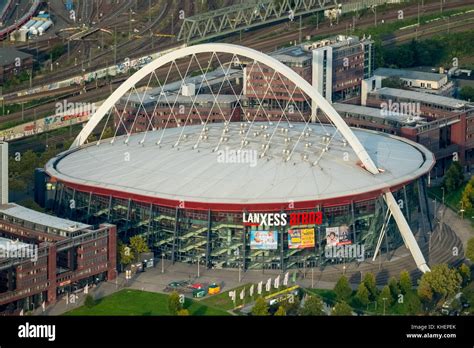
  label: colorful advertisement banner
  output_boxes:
[337,224,352,246]
[326,225,352,247]
[325,227,339,247]
[250,230,278,250]
[288,228,315,249]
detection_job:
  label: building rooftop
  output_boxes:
[129,93,240,106]
[271,46,312,64]
[122,68,243,105]
[0,48,32,66]
[46,123,434,208]
[371,87,472,109]
[374,68,446,83]
[0,203,91,233]
[333,103,425,125]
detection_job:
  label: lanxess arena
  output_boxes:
[44,44,435,272]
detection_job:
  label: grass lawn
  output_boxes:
[201,282,298,311]
[64,289,230,316]
[304,288,338,306]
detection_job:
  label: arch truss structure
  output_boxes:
[70,43,430,273]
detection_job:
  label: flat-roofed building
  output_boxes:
[0,203,117,314]
[374,68,449,91]
[366,87,472,121]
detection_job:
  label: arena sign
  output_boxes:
[243,212,323,227]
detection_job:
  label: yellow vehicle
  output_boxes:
[208,283,221,295]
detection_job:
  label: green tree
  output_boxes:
[466,237,474,261]
[331,301,353,316]
[334,275,352,302]
[458,264,471,286]
[378,285,393,308]
[129,235,150,260]
[177,309,190,316]
[362,272,377,300]
[84,294,95,308]
[382,76,405,89]
[388,277,399,298]
[281,297,300,315]
[399,270,412,294]
[252,297,269,316]
[460,86,474,102]
[355,283,370,307]
[118,241,134,268]
[461,179,474,212]
[417,264,462,306]
[274,306,286,316]
[168,291,182,315]
[417,280,433,303]
[442,161,464,192]
[299,295,325,316]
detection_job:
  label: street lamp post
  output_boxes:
[441,187,445,205]
[161,253,164,274]
[197,253,205,278]
[382,297,387,315]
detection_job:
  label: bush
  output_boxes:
[334,276,352,302]
[84,294,95,308]
[252,297,269,316]
[168,291,182,315]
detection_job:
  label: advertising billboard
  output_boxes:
[326,225,352,247]
[288,228,315,249]
[325,227,339,247]
[250,230,278,250]
[337,224,352,246]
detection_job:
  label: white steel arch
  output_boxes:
[72,43,380,175]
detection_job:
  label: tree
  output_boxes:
[417,264,462,306]
[382,76,405,89]
[299,295,325,316]
[331,301,353,316]
[129,235,150,259]
[460,86,474,102]
[168,291,182,315]
[177,309,190,316]
[84,294,95,308]
[334,275,352,302]
[417,280,433,303]
[281,297,300,315]
[252,297,269,316]
[442,162,464,192]
[461,179,474,212]
[355,283,370,307]
[378,285,393,309]
[466,237,474,262]
[388,277,399,298]
[362,272,377,300]
[458,264,471,286]
[399,270,412,294]
[118,241,134,268]
[274,306,286,316]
